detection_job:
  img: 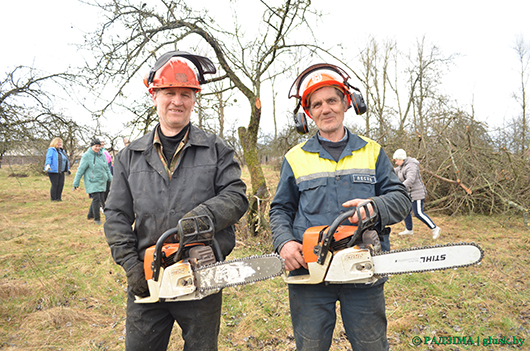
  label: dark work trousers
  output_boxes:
[48,172,65,201]
[125,289,222,351]
[87,192,105,221]
[289,282,388,351]
[103,181,111,203]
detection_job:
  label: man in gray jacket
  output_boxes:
[393,149,441,239]
[104,51,248,351]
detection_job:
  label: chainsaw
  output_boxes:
[284,201,484,285]
[135,215,284,303]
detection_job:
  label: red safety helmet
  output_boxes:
[143,51,217,94]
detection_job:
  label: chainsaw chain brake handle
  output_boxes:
[316,200,378,265]
[152,215,222,282]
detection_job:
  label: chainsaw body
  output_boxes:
[136,215,285,303]
[136,216,221,303]
[283,200,484,284]
[285,201,380,285]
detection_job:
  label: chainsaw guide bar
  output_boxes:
[372,242,484,277]
[194,253,285,291]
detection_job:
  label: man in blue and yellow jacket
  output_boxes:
[270,63,411,351]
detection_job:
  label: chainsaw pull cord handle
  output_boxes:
[316,200,378,265]
[151,215,215,282]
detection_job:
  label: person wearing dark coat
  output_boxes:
[44,137,70,201]
[103,51,248,351]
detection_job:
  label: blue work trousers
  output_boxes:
[404,199,436,230]
[288,282,388,351]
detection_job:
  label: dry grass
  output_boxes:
[1,164,529,350]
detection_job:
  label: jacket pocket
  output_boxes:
[298,177,328,215]
[350,173,376,197]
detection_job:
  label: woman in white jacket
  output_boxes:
[393,149,441,239]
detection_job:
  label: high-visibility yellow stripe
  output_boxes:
[285,135,381,184]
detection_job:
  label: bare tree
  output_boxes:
[512,35,529,154]
[79,0,320,234]
[0,66,85,166]
[359,37,396,141]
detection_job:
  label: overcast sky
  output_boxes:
[2,0,529,138]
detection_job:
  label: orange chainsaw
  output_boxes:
[284,200,483,285]
[136,215,284,303]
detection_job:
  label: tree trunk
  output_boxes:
[238,97,268,236]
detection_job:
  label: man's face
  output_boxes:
[394,159,404,167]
[153,87,196,136]
[308,86,348,141]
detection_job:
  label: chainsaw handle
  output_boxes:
[316,200,378,265]
[151,215,215,282]
[152,227,181,282]
[317,210,354,265]
[346,200,378,248]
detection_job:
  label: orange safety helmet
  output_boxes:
[289,64,354,118]
[143,51,217,94]
[289,63,366,134]
[300,69,351,114]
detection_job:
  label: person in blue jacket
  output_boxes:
[270,64,411,351]
[44,137,70,201]
[73,138,113,225]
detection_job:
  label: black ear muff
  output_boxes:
[294,111,309,135]
[348,85,367,115]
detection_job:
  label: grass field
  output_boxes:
[0,164,529,350]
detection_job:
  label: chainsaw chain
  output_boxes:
[193,253,285,291]
[372,241,484,277]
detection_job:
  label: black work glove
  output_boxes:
[126,262,149,298]
[180,208,214,244]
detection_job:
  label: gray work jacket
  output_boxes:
[104,124,248,273]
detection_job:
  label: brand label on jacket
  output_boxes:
[352,174,376,184]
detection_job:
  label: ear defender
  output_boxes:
[293,102,309,135]
[288,64,367,135]
[348,84,367,115]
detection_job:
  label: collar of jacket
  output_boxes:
[301,128,368,160]
[86,147,101,156]
[128,123,210,152]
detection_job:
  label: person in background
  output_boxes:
[100,140,113,203]
[44,137,70,202]
[123,137,130,147]
[270,63,411,351]
[393,148,441,239]
[72,138,113,225]
[103,51,248,350]
[100,140,113,175]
